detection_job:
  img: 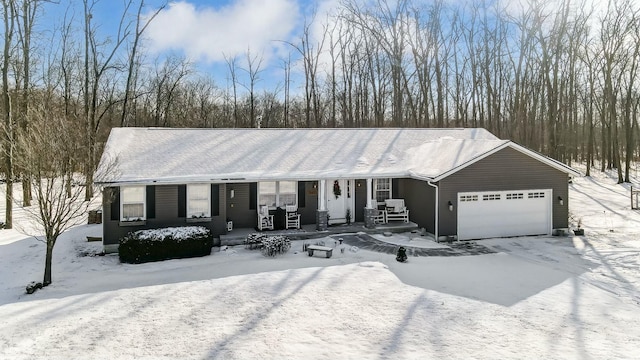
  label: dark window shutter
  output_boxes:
[178,185,186,217]
[146,186,156,219]
[249,183,257,210]
[298,181,305,208]
[211,184,220,216]
[392,178,400,198]
[110,187,120,221]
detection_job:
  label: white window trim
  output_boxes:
[187,183,211,218]
[373,178,392,202]
[258,181,298,209]
[120,186,146,221]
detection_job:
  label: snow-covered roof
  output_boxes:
[95,127,577,185]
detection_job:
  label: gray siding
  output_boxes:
[400,178,436,233]
[102,188,123,246]
[213,184,227,238]
[218,184,227,222]
[156,186,178,220]
[226,183,255,228]
[103,184,227,247]
[438,147,569,236]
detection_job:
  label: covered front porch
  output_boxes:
[219,221,421,246]
[224,177,418,236]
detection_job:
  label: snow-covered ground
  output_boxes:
[1,169,640,359]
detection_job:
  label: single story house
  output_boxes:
[95,127,580,253]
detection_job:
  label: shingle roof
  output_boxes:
[95,127,576,185]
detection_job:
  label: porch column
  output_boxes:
[316,179,328,231]
[366,178,373,208]
[364,178,376,229]
[319,179,326,211]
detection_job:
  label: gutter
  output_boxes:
[96,172,419,187]
[426,181,439,241]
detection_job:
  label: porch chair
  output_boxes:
[371,200,387,224]
[285,205,301,229]
[257,206,274,231]
[384,199,410,223]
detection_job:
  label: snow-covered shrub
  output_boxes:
[245,233,266,249]
[25,281,43,294]
[119,226,213,264]
[261,235,291,257]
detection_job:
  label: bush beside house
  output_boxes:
[119,226,213,264]
[261,235,291,257]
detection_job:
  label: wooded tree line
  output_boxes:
[2,0,640,232]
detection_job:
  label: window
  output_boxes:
[459,195,478,202]
[259,181,277,207]
[528,192,545,199]
[374,178,392,202]
[278,181,297,206]
[259,181,297,208]
[121,186,145,221]
[506,193,524,200]
[187,184,210,218]
[482,194,501,201]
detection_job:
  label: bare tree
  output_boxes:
[83,0,132,201]
[343,0,409,126]
[16,101,100,286]
[281,52,292,127]
[2,0,16,229]
[192,75,218,128]
[14,0,41,207]
[620,2,640,182]
[286,10,327,127]
[148,55,190,127]
[120,0,166,127]
[224,54,239,127]
[240,47,264,128]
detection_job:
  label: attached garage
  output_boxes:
[435,144,579,241]
[456,189,552,240]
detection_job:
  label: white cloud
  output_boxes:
[144,0,300,64]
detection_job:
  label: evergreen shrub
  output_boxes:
[119,226,213,264]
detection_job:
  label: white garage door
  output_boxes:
[457,189,552,240]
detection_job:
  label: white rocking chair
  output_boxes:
[257,206,274,231]
[285,205,301,229]
[371,200,387,224]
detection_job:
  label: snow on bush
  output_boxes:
[125,226,210,242]
[119,226,213,264]
[245,233,266,249]
[261,235,291,257]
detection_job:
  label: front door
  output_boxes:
[326,179,346,224]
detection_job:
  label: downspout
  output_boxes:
[426,181,439,241]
